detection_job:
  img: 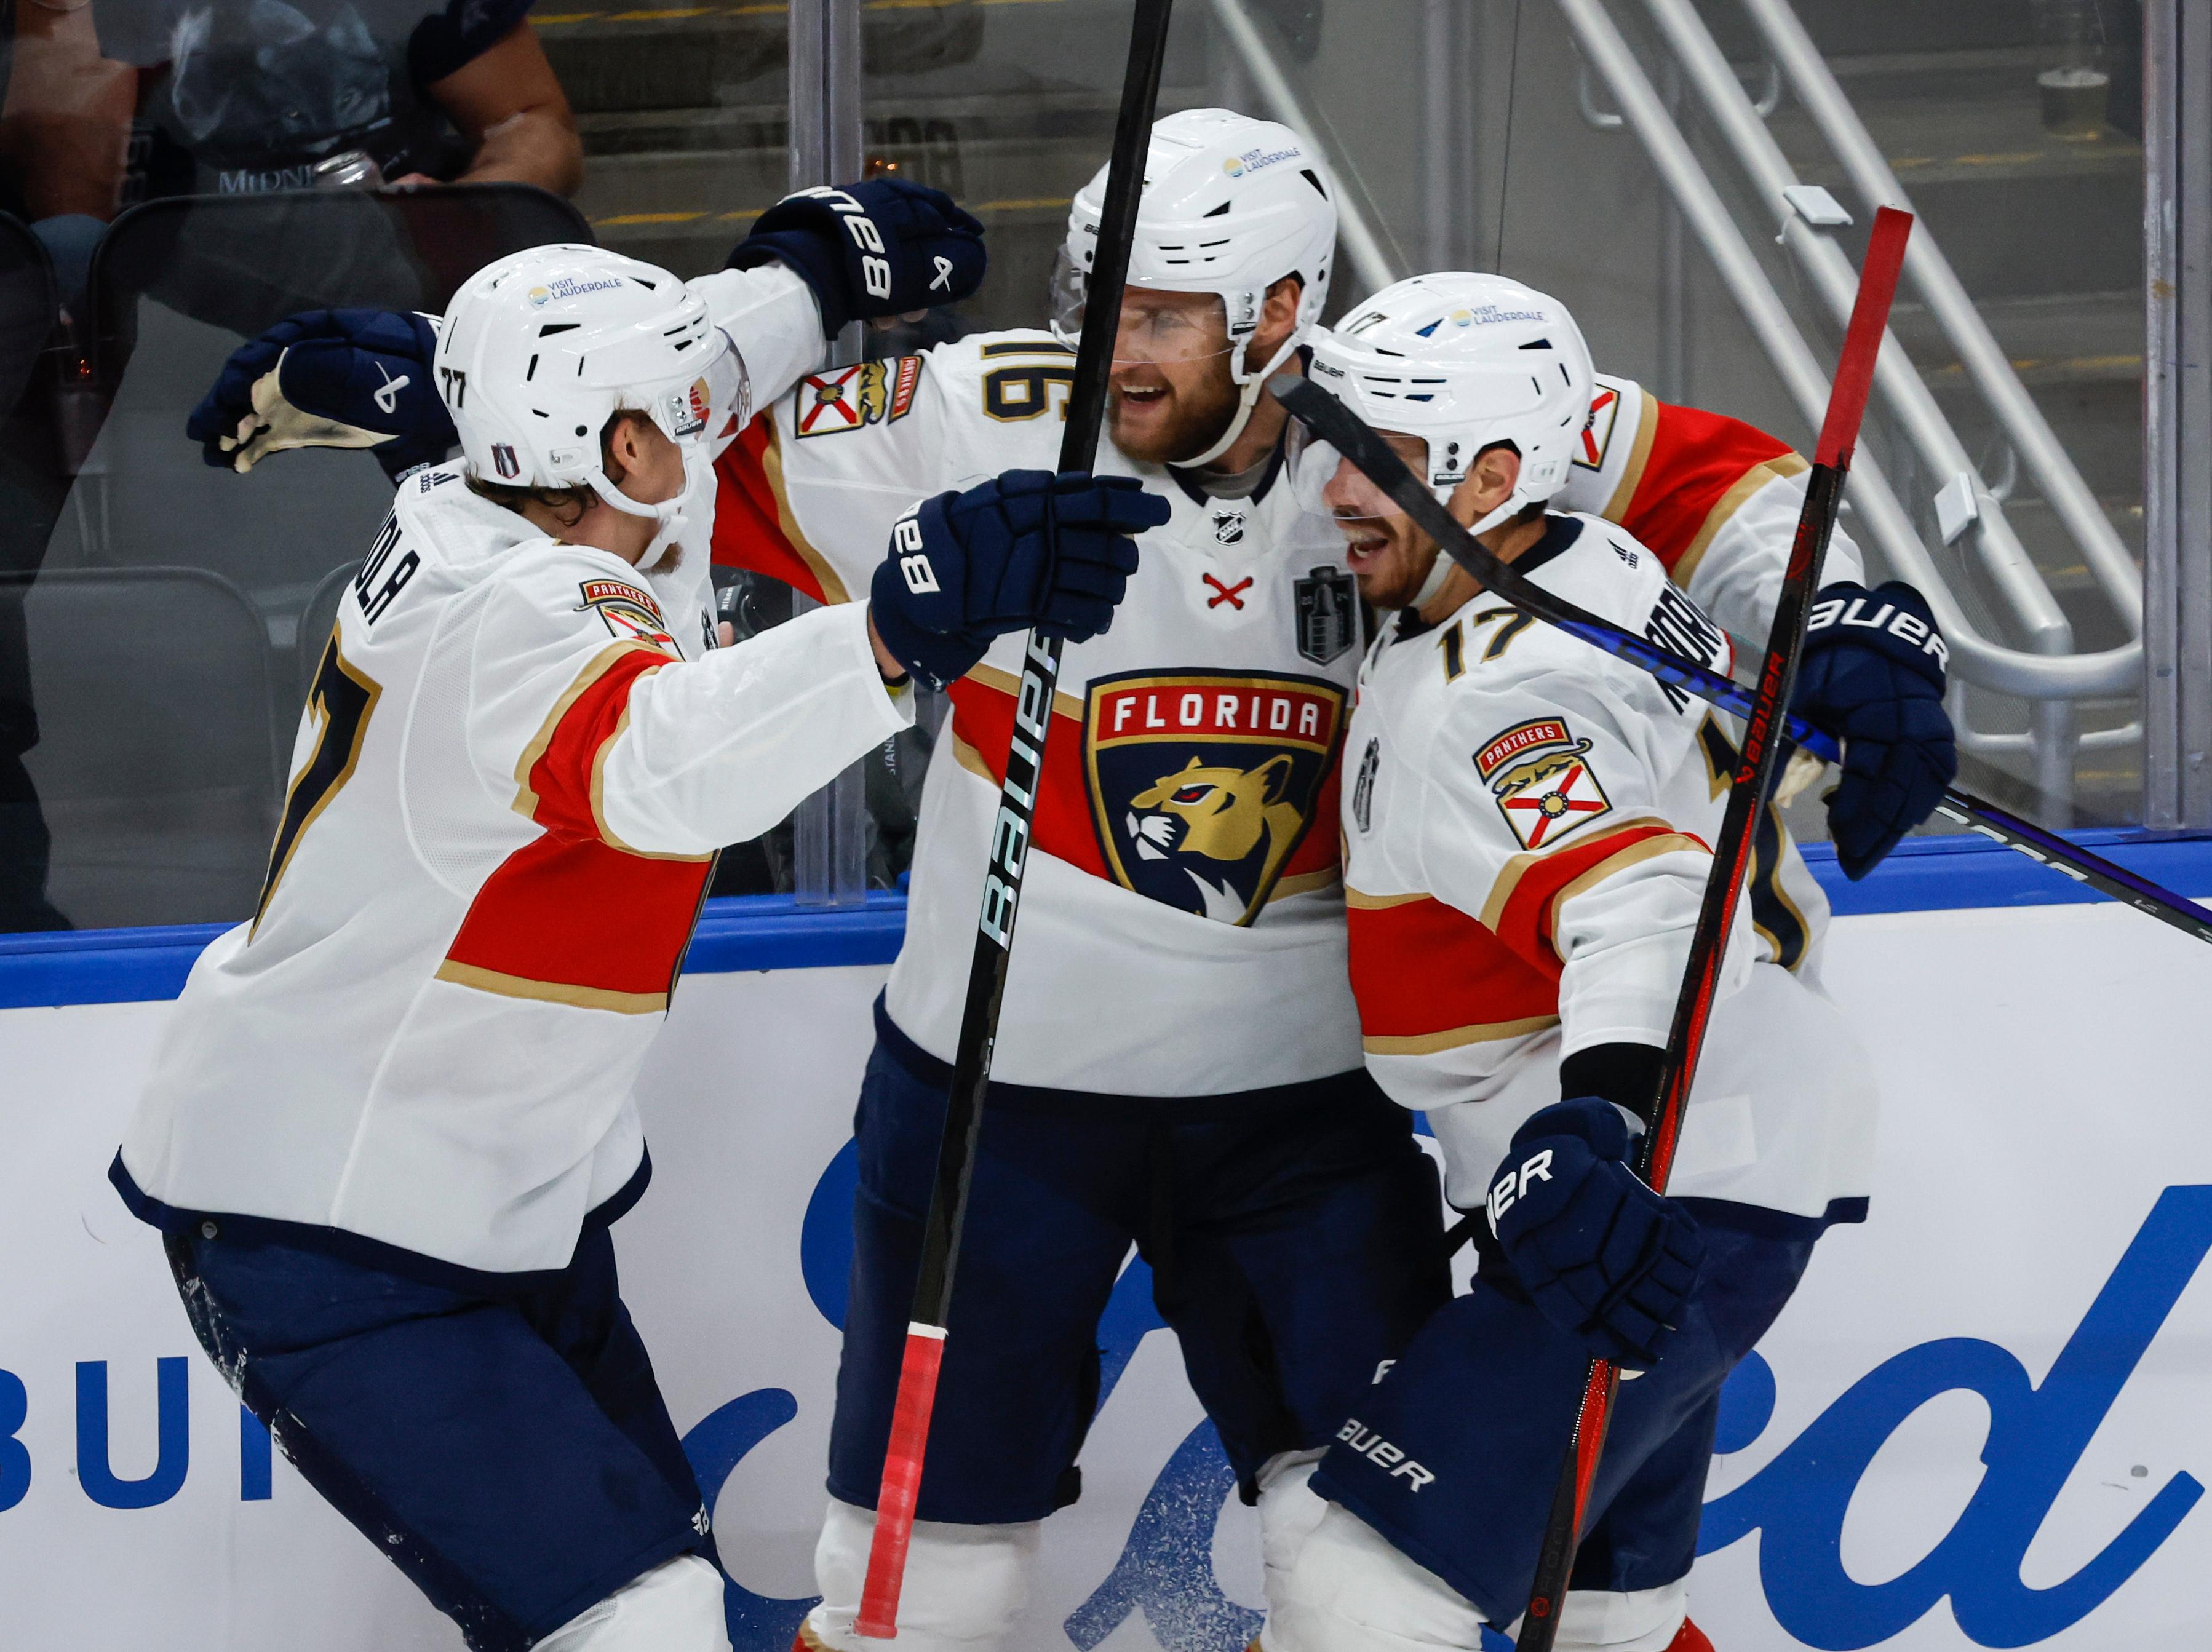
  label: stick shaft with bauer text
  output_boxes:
[851,0,1176,1635]
[1515,205,1914,1652]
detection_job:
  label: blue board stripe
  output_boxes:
[1,833,2208,1009]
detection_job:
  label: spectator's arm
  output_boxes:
[0,0,135,221]
[416,23,583,197]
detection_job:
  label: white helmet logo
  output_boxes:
[527,276,626,309]
[931,256,954,292]
[1222,144,1300,179]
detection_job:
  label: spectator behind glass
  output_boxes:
[0,0,134,320]
[92,0,582,200]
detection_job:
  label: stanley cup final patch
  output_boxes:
[1475,718,1613,850]
[1295,565,1358,665]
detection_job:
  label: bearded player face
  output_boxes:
[1105,288,1244,464]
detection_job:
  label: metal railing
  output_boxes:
[1204,0,1401,295]
[1560,0,2140,816]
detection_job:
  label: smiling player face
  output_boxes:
[1323,432,1445,611]
[1105,289,1243,464]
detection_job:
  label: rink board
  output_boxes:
[3,876,2212,1650]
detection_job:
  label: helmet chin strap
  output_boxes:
[1171,328,1307,472]
[587,466,688,563]
[1408,486,1540,610]
[1410,542,1456,610]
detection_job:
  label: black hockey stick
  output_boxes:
[1267,387,2212,948]
[1513,204,1913,1651]
[852,0,1174,1635]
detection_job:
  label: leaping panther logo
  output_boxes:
[1125,754,1305,924]
[1088,671,1347,926]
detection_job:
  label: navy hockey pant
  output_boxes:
[1311,1210,1818,1625]
[826,1001,1452,1523]
[165,1219,712,1652]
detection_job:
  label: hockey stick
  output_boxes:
[851,1,1175,1637]
[1511,204,1913,1651]
[1267,390,2212,948]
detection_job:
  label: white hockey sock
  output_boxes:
[536,1555,731,1652]
[798,1496,1040,1652]
[1262,1504,1487,1652]
[1256,1450,1329,1615]
[1551,1581,1689,1652]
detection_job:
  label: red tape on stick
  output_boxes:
[854,1326,947,1638]
[1813,207,1912,470]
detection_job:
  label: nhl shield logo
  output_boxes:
[1212,509,1246,545]
[1475,718,1613,850]
[1295,565,1357,665]
[1086,670,1347,925]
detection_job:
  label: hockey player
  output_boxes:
[182,114,1956,1652]
[1264,274,1917,1652]
[109,240,1155,1652]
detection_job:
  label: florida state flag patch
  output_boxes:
[1476,718,1613,850]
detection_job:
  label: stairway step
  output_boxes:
[1766,73,2143,301]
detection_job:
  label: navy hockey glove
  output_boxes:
[1792,580,1958,880]
[1486,1097,1705,1370]
[868,470,1164,689]
[728,179,986,338]
[188,309,455,480]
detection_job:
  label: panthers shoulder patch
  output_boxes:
[1476,718,1612,851]
[793,356,923,437]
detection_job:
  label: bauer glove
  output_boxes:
[728,178,987,337]
[869,470,1163,689]
[188,309,455,480]
[1792,579,1958,880]
[1486,1096,1705,1370]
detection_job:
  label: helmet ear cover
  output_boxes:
[464,408,656,526]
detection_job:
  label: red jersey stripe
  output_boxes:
[442,835,712,1012]
[1345,890,1560,1048]
[710,415,848,605]
[1484,819,1711,972]
[1618,399,1802,579]
[945,669,1105,880]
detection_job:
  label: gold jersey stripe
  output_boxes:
[1478,815,1679,933]
[434,960,669,1015]
[1364,1015,1561,1056]
[965,660,1087,723]
[1344,886,1430,910]
[1673,451,1812,589]
[760,423,853,606]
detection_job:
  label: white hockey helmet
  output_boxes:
[433,244,749,522]
[1310,272,1594,539]
[1051,108,1337,467]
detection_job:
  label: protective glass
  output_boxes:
[1048,246,1237,367]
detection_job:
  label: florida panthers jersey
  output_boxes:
[1558,373,1861,640]
[710,330,1864,1098]
[1341,513,1877,1223]
[116,461,913,1274]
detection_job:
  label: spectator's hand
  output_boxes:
[188,310,456,479]
[728,178,986,337]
